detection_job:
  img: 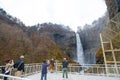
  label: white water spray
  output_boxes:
[76,33,84,65]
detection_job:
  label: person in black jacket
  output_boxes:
[62,58,69,79]
[14,55,24,77]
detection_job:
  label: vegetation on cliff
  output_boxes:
[96,0,120,64]
[0,8,75,65]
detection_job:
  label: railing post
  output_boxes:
[55,60,58,73]
[69,64,72,73]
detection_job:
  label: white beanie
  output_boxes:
[20,55,24,58]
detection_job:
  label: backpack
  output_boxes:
[1,66,5,73]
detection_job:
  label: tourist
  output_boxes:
[4,59,14,80]
[49,58,55,73]
[14,55,24,77]
[62,58,69,79]
[41,60,49,80]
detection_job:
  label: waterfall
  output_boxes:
[76,33,84,65]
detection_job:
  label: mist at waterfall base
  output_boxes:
[84,52,96,64]
[76,33,96,65]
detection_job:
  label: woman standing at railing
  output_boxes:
[4,59,14,80]
[49,58,55,73]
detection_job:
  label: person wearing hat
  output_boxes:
[14,55,25,77]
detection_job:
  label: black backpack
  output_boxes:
[1,66,5,73]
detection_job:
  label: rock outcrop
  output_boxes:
[78,13,109,64]
[105,0,120,19]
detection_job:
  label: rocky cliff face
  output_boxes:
[95,0,120,64]
[29,23,77,60]
[80,0,120,64]
[105,0,120,19]
[78,13,109,64]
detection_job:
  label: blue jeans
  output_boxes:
[41,73,47,80]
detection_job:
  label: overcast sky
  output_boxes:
[0,0,107,31]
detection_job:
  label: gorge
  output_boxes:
[0,0,120,65]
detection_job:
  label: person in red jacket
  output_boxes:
[49,58,55,73]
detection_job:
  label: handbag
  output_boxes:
[13,68,18,72]
[5,70,10,74]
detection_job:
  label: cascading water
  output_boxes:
[76,33,84,65]
[76,32,96,73]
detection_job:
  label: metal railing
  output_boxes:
[24,63,42,76]
[0,74,29,80]
[0,63,120,80]
[0,63,42,80]
[56,64,120,77]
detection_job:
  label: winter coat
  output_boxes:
[62,60,69,68]
[41,63,49,74]
[5,62,14,73]
[14,60,24,72]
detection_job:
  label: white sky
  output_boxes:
[0,0,107,31]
